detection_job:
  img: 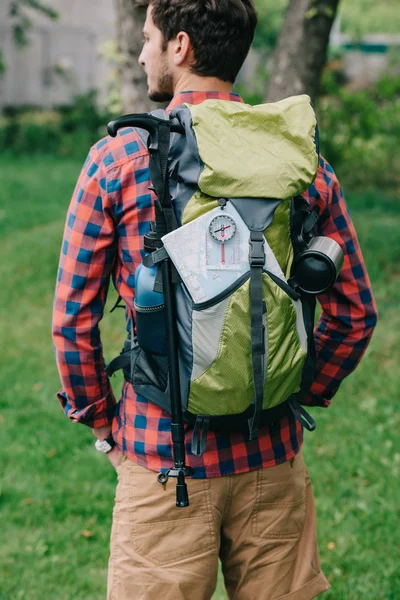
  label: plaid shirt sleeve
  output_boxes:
[302,156,378,407]
[52,146,117,428]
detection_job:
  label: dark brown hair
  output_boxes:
[148,0,258,83]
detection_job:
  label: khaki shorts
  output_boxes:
[107,449,330,600]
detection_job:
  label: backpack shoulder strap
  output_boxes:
[291,195,320,254]
[303,206,320,236]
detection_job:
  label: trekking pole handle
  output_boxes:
[107,114,184,138]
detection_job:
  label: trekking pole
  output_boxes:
[160,257,193,507]
[107,114,193,507]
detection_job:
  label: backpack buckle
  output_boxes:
[249,232,265,267]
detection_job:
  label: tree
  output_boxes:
[266,0,340,102]
[114,0,160,114]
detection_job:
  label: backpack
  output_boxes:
[106,95,343,505]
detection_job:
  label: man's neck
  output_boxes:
[173,73,233,96]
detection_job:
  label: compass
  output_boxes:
[209,214,237,244]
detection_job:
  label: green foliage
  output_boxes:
[9,0,58,47]
[0,155,399,599]
[340,0,400,37]
[98,40,124,115]
[0,53,6,76]
[253,0,288,54]
[305,7,319,20]
[317,72,400,190]
[375,68,400,100]
[0,91,113,160]
[305,3,336,21]
[252,0,399,58]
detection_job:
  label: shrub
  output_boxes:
[317,73,400,191]
[0,91,112,160]
[1,78,399,192]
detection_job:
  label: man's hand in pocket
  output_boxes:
[106,445,121,470]
[93,426,121,470]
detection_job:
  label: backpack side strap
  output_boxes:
[288,397,316,431]
[191,416,210,457]
[105,349,131,378]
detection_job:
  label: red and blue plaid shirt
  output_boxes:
[52,91,377,478]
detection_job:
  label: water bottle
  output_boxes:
[134,223,167,356]
[292,237,344,294]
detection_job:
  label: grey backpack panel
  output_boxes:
[169,105,205,226]
[230,198,281,232]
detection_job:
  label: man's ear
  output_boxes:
[173,31,194,67]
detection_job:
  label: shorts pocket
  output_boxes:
[252,451,307,539]
[126,464,217,565]
[115,453,127,475]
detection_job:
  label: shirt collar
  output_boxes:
[166,90,244,113]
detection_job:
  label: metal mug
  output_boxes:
[293,236,344,294]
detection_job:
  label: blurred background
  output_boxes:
[0,1,399,599]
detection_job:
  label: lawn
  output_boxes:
[0,154,399,600]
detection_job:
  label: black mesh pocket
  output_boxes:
[136,307,167,356]
[131,347,169,392]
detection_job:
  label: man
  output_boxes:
[52,1,377,598]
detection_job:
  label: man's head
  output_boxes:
[138,0,258,102]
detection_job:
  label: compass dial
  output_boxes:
[209,214,237,244]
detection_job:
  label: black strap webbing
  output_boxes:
[106,319,137,379]
[299,293,317,394]
[191,416,210,457]
[248,231,266,440]
[109,295,125,313]
[105,350,130,378]
[291,196,320,253]
[288,397,316,431]
[147,121,178,294]
[149,123,177,236]
[303,207,320,235]
[143,246,169,267]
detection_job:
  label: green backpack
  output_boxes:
[107,95,343,502]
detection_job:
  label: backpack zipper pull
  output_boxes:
[157,471,169,487]
[218,198,228,210]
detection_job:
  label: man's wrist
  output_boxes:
[93,425,112,441]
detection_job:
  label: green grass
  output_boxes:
[0,154,399,599]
